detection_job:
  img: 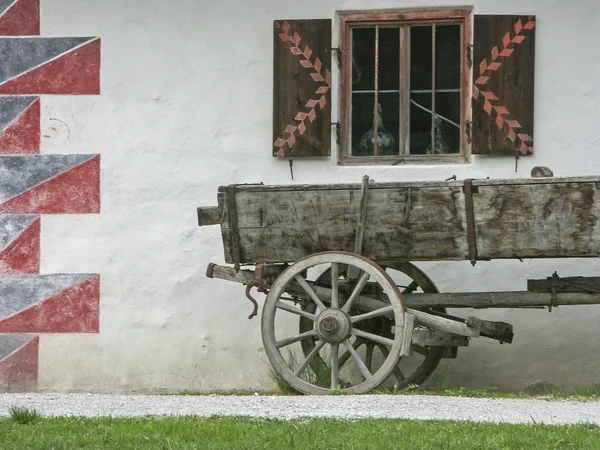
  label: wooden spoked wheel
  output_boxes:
[261,251,408,395]
[300,261,445,390]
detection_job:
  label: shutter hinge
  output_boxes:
[466,44,473,69]
[465,120,472,144]
[332,47,343,69]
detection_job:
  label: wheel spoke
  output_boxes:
[337,338,363,368]
[352,328,395,347]
[330,343,339,390]
[294,274,327,311]
[343,339,371,380]
[378,344,406,382]
[294,340,326,377]
[276,329,318,349]
[365,344,374,372]
[330,263,339,309]
[402,280,420,294]
[342,271,370,313]
[350,305,394,323]
[276,301,316,321]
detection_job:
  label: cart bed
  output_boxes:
[203,176,600,265]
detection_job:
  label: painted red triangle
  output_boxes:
[0,217,39,274]
[0,38,100,95]
[0,337,38,392]
[0,276,99,333]
[0,0,40,36]
[0,98,40,154]
[0,155,100,214]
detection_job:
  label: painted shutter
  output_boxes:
[472,15,536,155]
[273,19,331,157]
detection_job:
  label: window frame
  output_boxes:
[337,8,473,165]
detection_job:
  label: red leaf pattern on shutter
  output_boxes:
[273,21,331,156]
[473,16,535,154]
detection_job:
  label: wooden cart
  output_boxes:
[197,174,600,394]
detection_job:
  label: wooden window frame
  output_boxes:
[337,8,473,165]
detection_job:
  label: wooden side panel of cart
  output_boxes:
[214,177,600,265]
[473,179,600,259]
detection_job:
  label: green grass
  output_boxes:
[0,416,599,449]
[266,349,334,394]
[7,406,41,424]
[396,382,600,402]
[167,383,600,401]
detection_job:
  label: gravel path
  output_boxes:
[1,393,600,425]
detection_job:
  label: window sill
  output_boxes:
[338,153,471,166]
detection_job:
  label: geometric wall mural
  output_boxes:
[0,0,101,392]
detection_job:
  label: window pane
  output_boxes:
[352,94,374,156]
[410,26,432,90]
[409,24,461,154]
[409,93,431,155]
[435,25,460,90]
[352,28,375,156]
[351,27,400,156]
[410,26,432,154]
[435,25,460,154]
[378,28,400,91]
[352,28,375,90]
[434,92,460,154]
[376,28,399,155]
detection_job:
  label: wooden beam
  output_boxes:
[409,291,600,308]
[204,264,600,310]
[206,263,255,285]
[284,283,480,337]
[412,328,470,347]
[197,206,221,226]
[528,276,600,293]
[410,309,480,337]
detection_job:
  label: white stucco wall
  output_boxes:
[36,0,600,392]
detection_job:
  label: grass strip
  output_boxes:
[0,416,599,449]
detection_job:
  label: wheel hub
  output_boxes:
[315,309,352,343]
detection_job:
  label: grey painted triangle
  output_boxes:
[0,0,16,16]
[0,274,96,320]
[0,334,35,361]
[0,215,37,251]
[0,96,38,134]
[0,37,95,85]
[0,154,95,203]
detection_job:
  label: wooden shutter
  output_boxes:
[472,15,536,155]
[273,19,331,157]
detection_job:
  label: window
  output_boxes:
[338,9,472,165]
[272,14,535,162]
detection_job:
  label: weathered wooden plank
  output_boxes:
[412,329,469,347]
[283,280,600,309]
[211,176,600,264]
[472,176,600,186]
[197,206,221,226]
[474,181,600,259]
[204,263,600,311]
[273,19,331,157]
[428,310,513,343]
[406,309,480,338]
[409,291,600,308]
[215,176,600,192]
[206,263,255,285]
[220,184,468,264]
[218,180,465,192]
[528,276,600,293]
[282,280,480,337]
[472,15,535,155]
